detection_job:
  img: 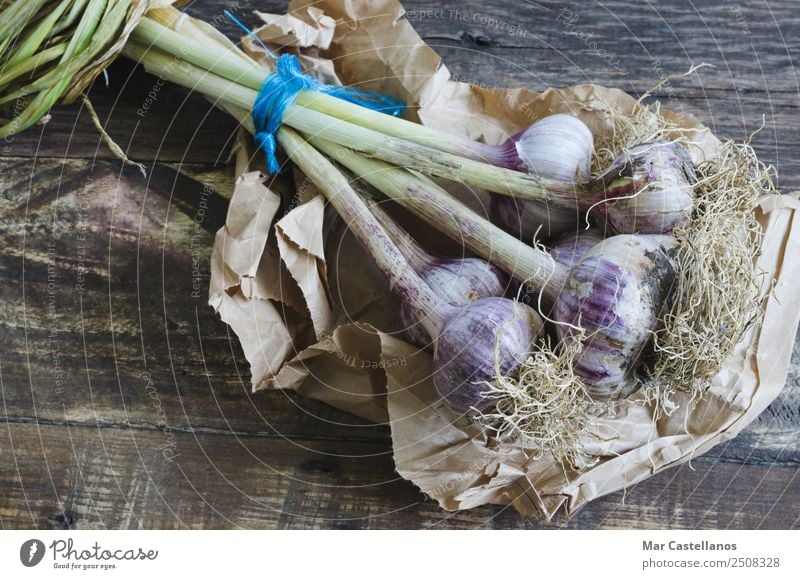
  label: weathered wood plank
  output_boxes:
[0,157,390,442]
[405,0,800,91]
[0,423,796,529]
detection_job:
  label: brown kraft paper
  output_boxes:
[206,0,800,519]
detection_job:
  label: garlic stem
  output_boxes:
[353,189,435,271]
[308,136,568,301]
[131,15,502,162]
[132,17,577,204]
[277,127,446,337]
[282,106,580,204]
[123,40,447,335]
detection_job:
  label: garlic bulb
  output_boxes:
[548,229,604,268]
[491,114,593,240]
[590,141,695,234]
[358,193,511,349]
[554,234,677,397]
[399,257,509,349]
[511,114,595,178]
[490,195,579,242]
[434,297,543,413]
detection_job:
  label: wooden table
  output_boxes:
[1,0,798,529]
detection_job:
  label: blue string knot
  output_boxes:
[251,54,316,174]
[252,53,406,174]
[226,11,405,174]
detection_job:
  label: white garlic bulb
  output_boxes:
[491,114,594,240]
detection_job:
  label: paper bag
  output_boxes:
[208,0,800,519]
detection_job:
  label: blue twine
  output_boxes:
[225,11,406,174]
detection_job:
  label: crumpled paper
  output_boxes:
[207,0,800,519]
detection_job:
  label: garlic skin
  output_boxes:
[491,114,594,240]
[433,297,543,413]
[554,234,677,399]
[590,141,696,234]
[490,195,579,241]
[400,258,509,348]
[548,229,604,268]
[511,114,595,178]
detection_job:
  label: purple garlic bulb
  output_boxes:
[490,114,594,240]
[400,257,509,348]
[588,141,696,234]
[433,297,543,413]
[554,234,676,398]
[490,195,579,242]
[357,195,511,349]
[548,229,604,268]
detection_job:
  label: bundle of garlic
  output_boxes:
[0,0,774,467]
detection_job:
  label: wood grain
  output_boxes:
[0,0,798,529]
[0,158,388,442]
[1,423,797,529]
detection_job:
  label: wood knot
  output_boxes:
[52,511,77,529]
[458,29,496,46]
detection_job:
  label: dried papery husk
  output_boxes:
[581,65,710,177]
[643,136,773,414]
[476,333,610,471]
[587,98,672,177]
